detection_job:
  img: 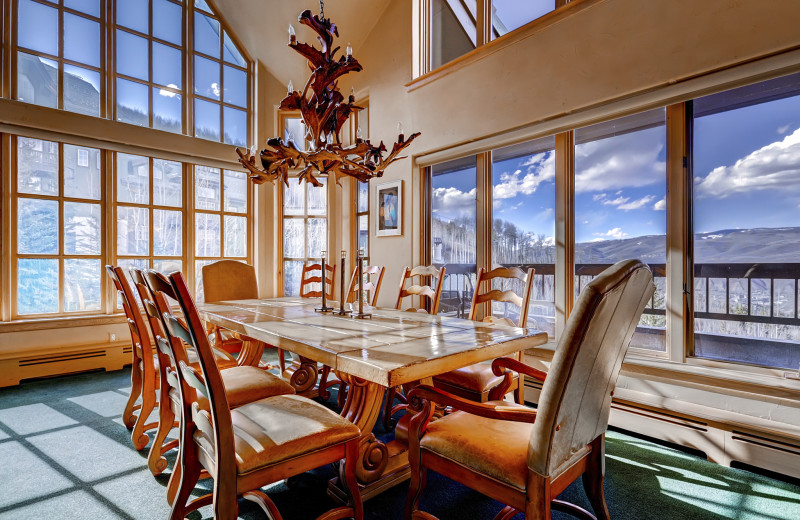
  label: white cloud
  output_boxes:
[432,186,476,221]
[617,195,656,210]
[695,127,800,198]
[653,197,666,211]
[493,152,555,200]
[575,127,666,193]
[592,227,629,240]
[594,192,656,211]
[778,125,791,135]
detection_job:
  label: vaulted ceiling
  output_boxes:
[212,0,393,87]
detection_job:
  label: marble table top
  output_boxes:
[198,297,548,387]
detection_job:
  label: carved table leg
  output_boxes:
[328,376,433,503]
[282,354,320,396]
[235,338,266,367]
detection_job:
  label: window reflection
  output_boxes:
[574,108,667,352]
[491,136,556,336]
[431,156,477,318]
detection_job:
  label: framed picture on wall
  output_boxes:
[376,180,402,237]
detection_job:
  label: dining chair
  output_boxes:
[291,261,339,400]
[202,259,282,370]
[344,264,386,306]
[134,268,294,485]
[395,265,445,313]
[383,265,446,430]
[300,261,336,300]
[405,259,655,520]
[433,266,534,404]
[162,271,363,520]
[105,265,158,451]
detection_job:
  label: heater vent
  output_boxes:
[19,349,107,367]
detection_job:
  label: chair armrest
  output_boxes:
[408,385,537,424]
[492,357,548,382]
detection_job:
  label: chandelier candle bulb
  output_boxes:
[397,122,404,143]
[287,80,293,95]
[235,8,419,187]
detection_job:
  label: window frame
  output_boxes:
[10,134,107,319]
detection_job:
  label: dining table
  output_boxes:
[197,296,549,502]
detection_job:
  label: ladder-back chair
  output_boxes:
[433,266,534,404]
[105,265,158,451]
[162,271,363,520]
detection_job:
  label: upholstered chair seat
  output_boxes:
[192,394,360,475]
[432,362,518,396]
[420,401,531,490]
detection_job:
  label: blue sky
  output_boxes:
[432,93,800,245]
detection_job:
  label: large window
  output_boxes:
[194,166,250,299]
[192,0,249,145]
[282,178,327,296]
[11,0,251,144]
[430,0,476,70]
[574,109,667,352]
[16,0,102,115]
[491,136,556,335]
[692,73,800,370]
[430,156,477,318]
[15,137,103,316]
[490,0,556,39]
[114,0,184,132]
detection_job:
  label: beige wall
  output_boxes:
[346,0,800,308]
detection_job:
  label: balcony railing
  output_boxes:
[434,262,800,369]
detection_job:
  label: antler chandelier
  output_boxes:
[236,1,420,187]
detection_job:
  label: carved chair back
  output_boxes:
[202,260,258,302]
[395,265,446,314]
[165,271,238,489]
[299,262,336,300]
[467,266,534,328]
[344,265,386,306]
[106,266,151,363]
[528,259,654,477]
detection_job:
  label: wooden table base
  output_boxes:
[328,375,431,502]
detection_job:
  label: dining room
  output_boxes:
[1,1,800,519]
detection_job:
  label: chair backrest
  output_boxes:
[105,265,151,363]
[467,266,534,328]
[129,268,175,384]
[395,265,446,314]
[300,262,336,300]
[142,269,192,370]
[344,265,385,306]
[527,259,654,478]
[202,260,258,302]
[166,271,237,481]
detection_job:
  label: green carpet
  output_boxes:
[0,368,798,519]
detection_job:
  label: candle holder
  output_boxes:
[334,250,349,316]
[315,250,334,313]
[351,248,372,319]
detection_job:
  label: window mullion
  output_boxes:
[1,134,13,321]
[554,130,574,340]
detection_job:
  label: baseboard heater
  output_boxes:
[525,379,800,480]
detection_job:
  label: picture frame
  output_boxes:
[376,180,402,237]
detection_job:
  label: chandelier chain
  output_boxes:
[320,0,324,18]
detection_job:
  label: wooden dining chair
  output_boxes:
[344,264,386,306]
[134,268,294,485]
[105,265,158,451]
[300,261,336,300]
[405,259,655,520]
[162,271,363,520]
[383,265,446,430]
[432,266,534,404]
[202,259,282,369]
[395,265,445,313]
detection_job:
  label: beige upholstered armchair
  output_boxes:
[405,259,655,520]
